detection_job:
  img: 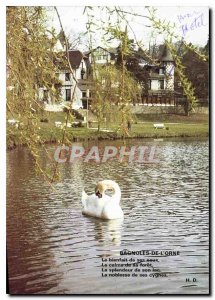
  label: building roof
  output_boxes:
[68,50,87,69]
[84,46,116,56]
[159,45,174,62]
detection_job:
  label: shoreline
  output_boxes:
[7,113,209,150]
[7,127,209,151]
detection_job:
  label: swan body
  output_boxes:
[81,180,123,220]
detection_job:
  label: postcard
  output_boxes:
[6,5,209,295]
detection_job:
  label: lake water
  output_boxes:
[7,138,209,294]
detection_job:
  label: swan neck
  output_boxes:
[112,183,121,199]
[103,180,121,200]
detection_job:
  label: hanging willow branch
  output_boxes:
[6,7,64,182]
[84,6,139,136]
[113,6,160,66]
[146,7,209,110]
[50,7,79,183]
[165,40,196,111]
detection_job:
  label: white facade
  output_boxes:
[73,59,88,80]
[150,79,166,91]
[88,47,115,65]
[148,63,174,93]
[164,62,174,91]
[39,70,83,111]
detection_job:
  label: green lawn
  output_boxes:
[130,122,208,138]
[135,113,208,124]
[7,111,209,149]
[37,120,208,144]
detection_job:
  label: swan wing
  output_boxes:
[102,201,124,219]
[81,192,99,211]
[81,193,112,218]
[81,190,88,206]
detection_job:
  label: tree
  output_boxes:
[175,42,209,102]
[7,7,63,112]
[58,29,88,50]
[124,48,151,95]
[7,6,66,179]
[91,64,139,133]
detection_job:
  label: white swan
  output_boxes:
[81,180,123,220]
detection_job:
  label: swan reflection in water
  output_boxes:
[84,216,124,247]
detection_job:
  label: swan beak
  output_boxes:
[95,190,102,198]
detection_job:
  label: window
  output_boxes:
[82,90,91,98]
[43,90,49,103]
[65,73,70,81]
[159,68,164,75]
[101,54,108,60]
[159,80,164,90]
[96,52,108,61]
[81,69,86,80]
[66,89,71,101]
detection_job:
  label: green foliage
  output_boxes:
[7,6,209,182]
[7,6,66,180]
[146,7,209,113]
[7,7,63,113]
[166,41,196,115]
[84,14,140,135]
[91,64,139,132]
[176,45,209,100]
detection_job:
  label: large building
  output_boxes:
[39,50,91,111]
[39,44,175,111]
[147,45,175,94]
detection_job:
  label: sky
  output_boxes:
[48,6,209,51]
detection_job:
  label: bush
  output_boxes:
[40,118,49,123]
[63,106,72,113]
[72,121,84,128]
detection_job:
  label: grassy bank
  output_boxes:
[7,112,209,149]
[39,123,208,143]
[135,113,208,124]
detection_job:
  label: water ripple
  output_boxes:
[7,138,209,294]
